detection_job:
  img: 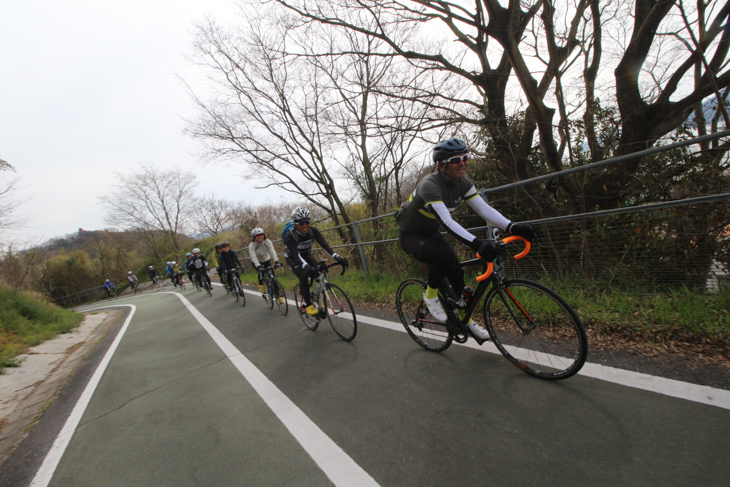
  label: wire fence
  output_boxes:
[60,130,730,306]
[57,285,111,308]
[239,129,730,295]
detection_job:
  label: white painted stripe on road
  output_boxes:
[31,305,136,487]
[110,286,730,410]
[172,293,380,487]
[354,313,730,410]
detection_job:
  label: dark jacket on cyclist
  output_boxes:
[283,226,339,307]
[396,171,511,294]
[190,254,211,287]
[218,249,244,287]
[148,269,159,280]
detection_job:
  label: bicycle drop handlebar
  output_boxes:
[475,236,531,282]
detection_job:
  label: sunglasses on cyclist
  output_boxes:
[446,154,469,165]
[296,220,311,225]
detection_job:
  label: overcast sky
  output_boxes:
[1,0,293,246]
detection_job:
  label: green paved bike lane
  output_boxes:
[44,286,730,486]
[48,291,331,487]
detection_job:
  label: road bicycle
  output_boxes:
[259,262,288,315]
[395,236,588,380]
[226,268,246,306]
[191,272,202,292]
[130,280,140,295]
[175,272,186,290]
[293,261,357,341]
[195,269,213,297]
[152,276,164,291]
[105,287,118,301]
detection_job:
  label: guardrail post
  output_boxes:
[352,222,370,275]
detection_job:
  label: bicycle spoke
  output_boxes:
[293,283,319,330]
[272,278,288,315]
[325,283,357,341]
[396,279,452,352]
[484,279,587,380]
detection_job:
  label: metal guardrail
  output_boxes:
[62,130,730,305]
[255,130,730,279]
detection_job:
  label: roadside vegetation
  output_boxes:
[0,286,82,371]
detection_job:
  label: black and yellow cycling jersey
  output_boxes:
[396,171,511,247]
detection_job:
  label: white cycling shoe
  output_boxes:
[467,320,491,340]
[423,291,448,322]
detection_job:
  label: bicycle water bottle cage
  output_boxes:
[446,297,467,309]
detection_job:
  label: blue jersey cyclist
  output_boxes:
[103,279,116,297]
[283,207,348,316]
[396,138,537,340]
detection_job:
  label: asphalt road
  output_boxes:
[2,284,729,486]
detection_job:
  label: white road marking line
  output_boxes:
[31,305,136,487]
[79,288,730,411]
[172,292,380,487]
[354,314,730,410]
[232,285,730,410]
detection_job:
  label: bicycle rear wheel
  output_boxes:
[293,283,319,330]
[395,279,453,352]
[271,278,288,315]
[325,283,357,341]
[483,278,588,380]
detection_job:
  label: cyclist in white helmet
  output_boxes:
[284,207,348,316]
[189,248,211,289]
[249,227,282,301]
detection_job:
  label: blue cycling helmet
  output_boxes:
[432,138,467,163]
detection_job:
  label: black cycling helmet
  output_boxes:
[432,138,468,163]
[214,243,222,250]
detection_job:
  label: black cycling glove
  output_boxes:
[473,239,503,262]
[507,222,538,241]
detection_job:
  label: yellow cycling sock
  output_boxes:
[425,286,438,299]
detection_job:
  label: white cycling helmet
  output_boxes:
[186,252,192,257]
[128,271,133,275]
[251,227,264,237]
[166,261,171,265]
[148,265,154,269]
[193,248,200,253]
[291,207,311,223]
[105,279,110,282]
[171,261,177,265]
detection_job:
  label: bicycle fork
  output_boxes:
[493,285,536,335]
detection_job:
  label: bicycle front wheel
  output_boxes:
[234,277,246,307]
[271,278,288,315]
[293,283,319,330]
[264,279,274,309]
[483,279,587,380]
[325,283,357,341]
[395,279,453,352]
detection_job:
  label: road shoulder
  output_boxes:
[0,309,121,466]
